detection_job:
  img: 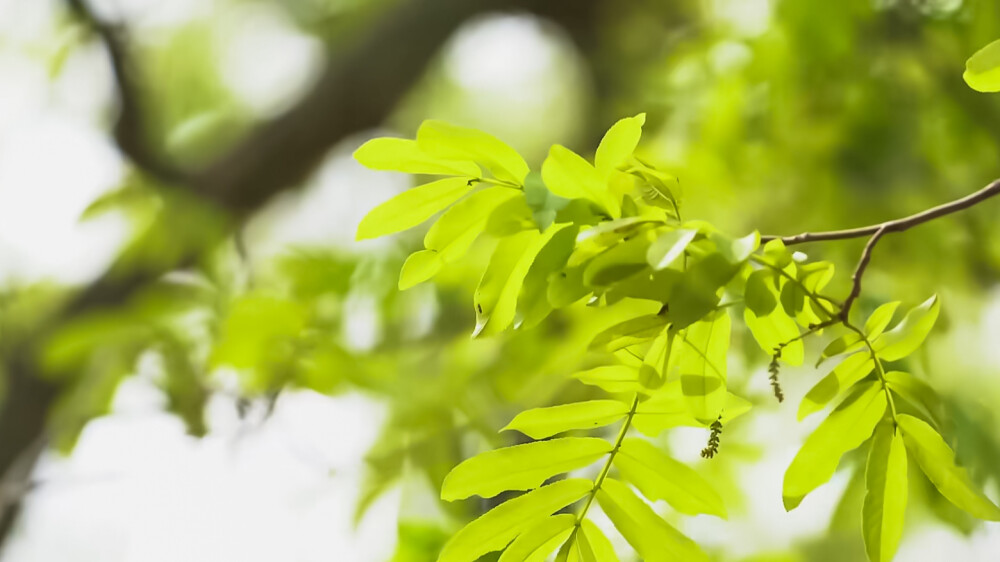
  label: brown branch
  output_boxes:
[840,225,887,322]
[762,178,1000,246]
[65,0,190,184]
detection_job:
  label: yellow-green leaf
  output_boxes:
[874,296,939,362]
[678,309,731,424]
[863,423,907,562]
[639,326,671,389]
[497,514,575,562]
[438,479,592,562]
[633,382,751,436]
[356,177,473,240]
[353,137,481,177]
[897,414,1000,520]
[595,113,646,176]
[647,228,697,270]
[614,438,727,518]
[798,352,875,420]
[964,38,1000,93]
[744,270,804,366]
[474,227,564,337]
[417,120,529,184]
[783,381,887,510]
[542,145,619,217]
[884,371,943,422]
[864,301,901,340]
[572,365,640,394]
[589,314,669,353]
[502,400,630,439]
[425,187,519,258]
[596,478,709,562]
[576,520,619,562]
[400,187,519,289]
[399,250,442,290]
[441,438,612,501]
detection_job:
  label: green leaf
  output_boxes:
[678,309,731,424]
[577,520,619,562]
[572,365,640,393]
[884,371,943,423]
[474,228,563,337]
[874,296,940,361]
[744,270,804,366]
[614,438,727,518]
[864,301,901,340]
[596,478,709,562]
[783,381,887,510]
[354,137,481,177]
[798,352,875,420]
[400,187,519,289]
[416,120,529,184]
[516,225,578,329]
[897,414,1000,520]
[589,314,669,353]
[817,332,865,366]
[569,218,658,267]
[486,195,537,237]
[502,400,630,439]
[711,231,760,264]
[758,239,793,269]
[647,228,697,270]
[437,479,592,562]
[497,514,576,562]
[669,254,740,328]
[633,382,751,435]
[425,187,519,257]
[441,438,612,501]
[399,250,442,290]
[964,38,1000,93]
[595,113,645,176]
[781,262,836,326]
[863,423,907,562]
[542,145,619,217]
[356,177,473,240]
[582,234,652,287]
[639,326,671,389]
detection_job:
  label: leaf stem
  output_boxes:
[844,322,898,424]
[574,393,640,526]
[477,177,523,189]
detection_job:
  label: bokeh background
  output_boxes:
[1,0,999,560]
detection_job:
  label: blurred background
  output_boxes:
[0,0,999,560]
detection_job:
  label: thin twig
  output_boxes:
[762,179,1000,246]
[840,225,888,322]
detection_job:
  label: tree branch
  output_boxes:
[65,0,190,184]
[762,178,1000,246]
[840,225,887,322]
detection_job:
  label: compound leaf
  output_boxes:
[502,400,630,439]
[441,438,612,501]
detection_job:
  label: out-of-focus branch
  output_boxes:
[65,0,190,184]
[0,0,602,551]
